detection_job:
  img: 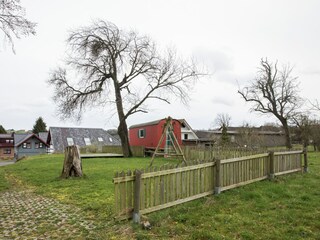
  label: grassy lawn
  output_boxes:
[0,155,178,219]
[0,152,319,239]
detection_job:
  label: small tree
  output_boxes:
[214,113,231,146]
[0,124,6,134]
[32,117,47,134]
[0,0,36,52]
[238,58,303,149]
[220,124,230,146]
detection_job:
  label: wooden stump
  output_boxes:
[61,145,83,178]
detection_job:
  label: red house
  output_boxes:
[129,118,182,149]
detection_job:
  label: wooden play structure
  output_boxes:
[149,117,187,166]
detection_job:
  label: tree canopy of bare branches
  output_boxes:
[0,0,36,52]
[214,113,231,129]
[292,114,312,148]
[238,58,303,149]
[48,20,202,157]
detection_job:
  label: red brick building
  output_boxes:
[0,134,14,159]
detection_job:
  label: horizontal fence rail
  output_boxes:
[274,151,302,176]
[113,149,306,221]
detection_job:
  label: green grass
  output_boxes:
[0,155,178,219]
[1,152,320,239]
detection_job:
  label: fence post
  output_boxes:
[214,159,221,195]
[133,170,141,224]
[303,147,308,173]
[269,151,275,180]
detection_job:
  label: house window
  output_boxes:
[4,149,11,154]
[184,134,188,140]
[67,138,74,146]
[22,142,31,149]
[35,142,43,149]
[84,138,91,145]
[98,137,104,142]
[138,129,145,138]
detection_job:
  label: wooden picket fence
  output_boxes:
[182,146,267,162]
[113,149,307,221]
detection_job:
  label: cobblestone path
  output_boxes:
[0,191,97,239]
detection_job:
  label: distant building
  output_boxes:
[179,119,199,146]
[0,134,14,159]
[194,126,286,148]
[129,118,199,149]
[106,129,121,143]
[38,132,49,143]
[47,127,121,153]
[129,118,182,149]
[14,133,49,159]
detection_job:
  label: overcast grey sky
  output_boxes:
[1,0,319,130]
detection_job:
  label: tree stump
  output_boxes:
[61,145,83,178]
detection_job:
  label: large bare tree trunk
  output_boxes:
[115,83,133,157]
[61,145,83,178]
[280,119,292,149]
[118,121,132,157]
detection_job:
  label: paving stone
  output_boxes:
[0,191,97,239]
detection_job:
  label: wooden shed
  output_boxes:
[129,118,182,149]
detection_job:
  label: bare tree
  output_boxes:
[214,113,231,129]
[48,20,202,157]
[0,0,36,52]
[235,123,262,149]
[238,58,303,149]
[214,113,231,146]
[309,99,320,113]
[310,121,320,151]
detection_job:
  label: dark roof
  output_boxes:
[219,126,282,132]
[14,134,32,146]
[106,129,121,142]
[195,127,284,140]
[0,134,13,139]
[129,119,162,129]
[49,127,121,152]
[38,132,49,142]
[194,130,216,140]
[214,127,283,135]
[129,117,183,129]
[0,134,14,148]
[14,133,49,147]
